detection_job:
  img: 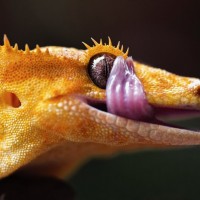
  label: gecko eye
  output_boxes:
[88,53,116,89]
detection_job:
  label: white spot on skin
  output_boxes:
[55,108,62,115]
[64,105,68,110]
[90,91,99,96]
[71,105,77,111]
[57,102,63,108]
[48,104,54,112]
[68,111,74,115]
[188,79,200,89]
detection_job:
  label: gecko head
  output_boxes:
[33,38,200,147]
[0,36,200,178]
[1,36,199,148]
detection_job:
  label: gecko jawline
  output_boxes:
[85,97,200,132]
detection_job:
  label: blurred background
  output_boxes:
[0,0,200,199]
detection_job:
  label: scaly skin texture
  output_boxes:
[0,36,200,179]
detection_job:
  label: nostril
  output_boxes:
[3,92,21,108]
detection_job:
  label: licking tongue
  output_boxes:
[106,56,154,121]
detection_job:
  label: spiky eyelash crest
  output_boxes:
[82,37,129,64]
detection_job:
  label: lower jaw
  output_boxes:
[84,97,200,132]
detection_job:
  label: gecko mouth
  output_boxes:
[86,98,200,131]
[86,56,200,131]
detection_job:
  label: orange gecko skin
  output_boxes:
[0,36,199,179]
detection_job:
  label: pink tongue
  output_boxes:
[106,56,154,121]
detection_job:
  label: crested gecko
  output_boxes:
[0,35,199,179]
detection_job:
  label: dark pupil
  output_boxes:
[88,53,116,89]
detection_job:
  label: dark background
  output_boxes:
[0,0,200,199]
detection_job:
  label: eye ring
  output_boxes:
[88,53,116,89]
